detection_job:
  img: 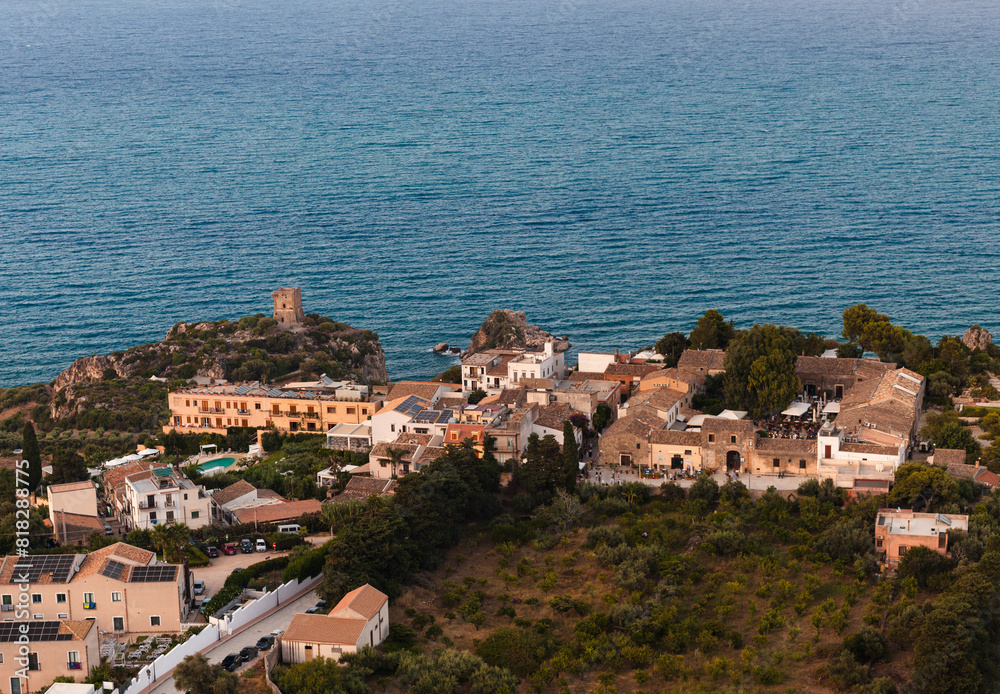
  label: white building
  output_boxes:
[461,343,566,396]
[282,584,389,663]
[370,395,455,445]
[119,467,211,531]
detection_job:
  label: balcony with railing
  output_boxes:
[198,407,225,414]
[68,662,82,670]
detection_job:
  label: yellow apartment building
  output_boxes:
[163,381,382,436]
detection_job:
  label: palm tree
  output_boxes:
[385,446,407,478]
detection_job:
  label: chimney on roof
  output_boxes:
[976,460,981,468]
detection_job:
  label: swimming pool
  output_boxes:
[197,457,236,474]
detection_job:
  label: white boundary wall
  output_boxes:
[122,574,321,694]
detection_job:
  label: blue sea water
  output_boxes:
[2,0,1000,387]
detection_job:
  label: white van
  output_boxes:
[255,539,267,552]
[277,524,300,534]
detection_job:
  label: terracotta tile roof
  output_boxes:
[701,418,756,433]
[568,371,608,382]
[840,442,899,456]
[257,488,286,500]
[976,470,1000,487]
[754,438,817,455]
[602,411,666,441]
[50,512,105,542]
[649,430,701,446]
[61,620,95,640]
[677,350,726,372]
[103,461,169,490]
[444,423,486,442]
[369,442,417,462]
[212,480,257,506]
[48,481,96,494]
[233,499,322,525]
[387,381,456,402]
[283,613,366,646]
[77,543,156,578]
[331,583,388,620]
[946,462,981,480]
[497,387,527,406]
[605,363,659,378]
[627,387,686,414]
[934,449,968,467]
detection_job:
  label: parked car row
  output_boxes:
[222,637,276,672]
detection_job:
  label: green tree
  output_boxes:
[654,332,689,367]
[562,421,579,493]
[689,310,735,350]
[592,403,613,432]
[897,545,955,587]
[21,422,42,492]
[468,389,487,405]
[436,365,463,384]
[921,411,982,462]
[271,656,361,694]
[887,463,958,512]
[688,473,720,506]
[173,654,239,694]
[836,343,864,359]
[49,447,89,485]
[722,324,801,417]
[517,434,565,496]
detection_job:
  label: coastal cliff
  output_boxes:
[466,309,571,355]
[8,313,389,431]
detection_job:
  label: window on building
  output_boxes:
[185,400,190,407]
[227,418,232,425]
[684,450,692,455]
[327,407,334,414]
[876,539,883,548]
[215,418,222,427]
[730,435,737,444]
[113,617,124,631]
[83,593,95,607]
[150,616,161,627]
[347,407,356,415]
[255,403,261,410]
[272,405,280,414]
[799,459,807,469]
[111,592,122,602]
[191,511,200,519]
[57,613,68,619]
[772,458,780,467]
[56,594,66,604]
[242,419,248,427]
[150,512,157,522]
[68,651,80,670]
[166,511,175,522]
[32,614,42,620]
[183,493,188,500]
[898,546,908,556]
[390,424,395,433]
[31,595,41,604]
[708,434,715,443]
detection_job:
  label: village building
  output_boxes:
[0,544,189,635]
[324,422,372,452]
[618,386,689,428]
[282,584,388,664]
[649,430,703,472]
[933,449,1000,487]
[370,395,456,445]
[327,477,396,504]
[598,411,666,468]
[461,343,566,396]
[47,482,102,546]
[209,480,289,525]
[368,434,448,479]
[231,499,322,527]
[676,349,727,376]
[163,380,379,437]
[0,620,99,694]
[103,464,211,532]
[875,509,968,569]
[794,356,894,400]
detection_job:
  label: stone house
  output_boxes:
[598,412,666,468]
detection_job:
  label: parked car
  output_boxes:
[193,580,205,595]
[221,654,241,672]
[240,539,254,554]
[305,601,326,614]
[255,636,274,651]
[255,539,267,552]
[221,543,237,555]
[270,629,284,637]
[103,524,113,536]
[239,646,258,661]
[206,546,219,558]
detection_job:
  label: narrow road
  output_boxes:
[148,587,318,694]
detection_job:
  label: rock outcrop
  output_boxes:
[963,324,993,352]
[466,310,571,356]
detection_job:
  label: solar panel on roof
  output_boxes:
[234,385,252,394]
[0,622,72,642]
[130,565,177,582]
[101,560,126,581]
[11,555,75,583]
[267,388,285,397]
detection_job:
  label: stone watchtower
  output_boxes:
[272,287,305,326]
